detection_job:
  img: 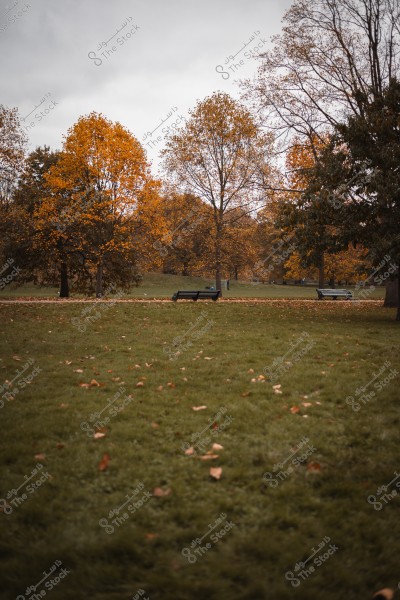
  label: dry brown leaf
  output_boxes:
[156,385,163,391]
[200,454,219,460]
[302,402,312,408]
[56,443,65,449]
[372,589,394,600]
[209,467,222,480]
[167,382,175,388]
[272,384,281,390]
[12,355,22,361]
[73,368,84,373]
[34,453,46,461]
[152,487,171,497]
[306,461,322,474]
[241,391,251,397]
[184,447,195,456]
[145,533,159,541]
[98,453,110,471]
[290,406,300,414]
[94,432,106,439]
[212,443,224,451]
[90,379,101,387]
[79,383,90,388]
[204,357,212,360]
[136,381,144,387]
[151,422,160,429]
[192,405,207,411]
[248,368,255,374]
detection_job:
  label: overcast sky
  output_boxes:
[1,0,292,173]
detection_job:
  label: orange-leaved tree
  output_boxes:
[162,92,274,293]
[36,112,163,296]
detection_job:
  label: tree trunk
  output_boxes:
[96,260,103,298]
[234,266,239,281]
[182,262,190,277]
[318,253,325,288]
[215,218,223,295]
[384,277,399,308]
[397,274,400,322]
[59,261,69,298]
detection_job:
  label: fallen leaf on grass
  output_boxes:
[90,379,101,387]
[200,454,219,460]
[136,381,144,387]
[151,422,159,429]
[12,355,22,361]
[209,467,222,480]
[152,487,171,497]
[56,443,65,449]
[372,589,394,600]
[98,453,110,471]
[156,385,163,391]
[35,453,46,461]
[306,461,322,473]
[73,368,84,373]
[204,357,213,360]
[167,382,175,388]
[248,368,255,374]
[192,405,207,411]
[212,443,224,451]
[184,447,195,456]
[290,406,300,414]
[302,402,312,408]
[94,432,106,439]
[145,533,159,541]
[241,391,251,397]
[272,384,282,390]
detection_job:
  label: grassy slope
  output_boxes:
[0,301,399,599]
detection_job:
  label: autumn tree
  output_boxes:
[285,246,370,285]
[247,0,400,309]
[7,146,60,284]
[0,105,26,207]
[222,211,260,281]
[162,92,274,292]
[154,192,214,277]
[0,105,27,269]
[325,79,400,316]
[37,112,162,297]
[248,0,400,152]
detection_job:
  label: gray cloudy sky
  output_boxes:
[1,0,292,172]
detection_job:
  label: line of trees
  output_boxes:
[1,0,400,318]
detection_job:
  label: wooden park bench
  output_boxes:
[316,288,353,300]
[172,290,221,302]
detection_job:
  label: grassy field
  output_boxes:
[0,272,386,300]
[0,299,399,600]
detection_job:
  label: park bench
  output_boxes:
[172,290,221,302]
[316,288,353,300]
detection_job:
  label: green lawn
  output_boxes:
[0,272,386,300]
[0,300,399,599]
